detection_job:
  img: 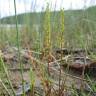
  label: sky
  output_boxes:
[0,0,96,18]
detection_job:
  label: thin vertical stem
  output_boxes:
[59,9,64,96]
[13,0,25,95]
[0,58,16,96]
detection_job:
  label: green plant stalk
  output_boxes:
[13,0,25,96]
[0,57,16,96]
[59,9,65,96]
[43,3,51,78]
[71,86,79,96]
[86,75,96,92]
[0,78,11,96]
[43,3,51,50]
[29,67,35,96]
[80,8,88,90]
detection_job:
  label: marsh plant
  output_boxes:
[0,0,96,96]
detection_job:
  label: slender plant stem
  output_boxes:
[13,0,25,96]
[0,58,16,96]
[0,78,11,96]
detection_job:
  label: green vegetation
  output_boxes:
[1,6,96,49]
[0,2,96,96]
